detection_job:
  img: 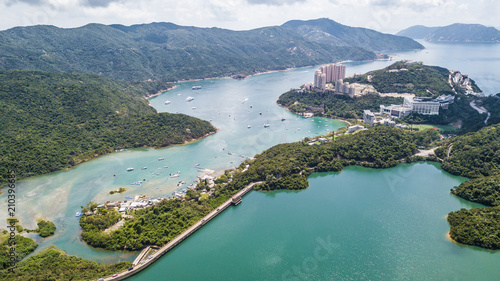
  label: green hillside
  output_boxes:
[434,124,500,250]
[0,20,424,81]
[344,61,465,97]
[0,70,216,184]
[0,246,131,281]
[282,18,424,52]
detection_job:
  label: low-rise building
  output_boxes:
[404,97,440,115]
[379,104,412,118]
[382,119,396,127]
[363,110,376,126]
[347,125,365,133]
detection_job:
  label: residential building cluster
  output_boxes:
[303,64,355,97]
[363,94,455,126]
[335,79,356,98]
[450,70,481,95]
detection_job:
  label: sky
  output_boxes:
[1,0,499,34]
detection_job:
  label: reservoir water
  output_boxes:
[131,163,500,281]
[1,40,500,278]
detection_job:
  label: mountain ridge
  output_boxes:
[282,18,424,52]
[0,19,423,81]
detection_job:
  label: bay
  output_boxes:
[0,40,499,274]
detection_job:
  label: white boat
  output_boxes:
[192,86,202,90]
[186,96,195,102]
[158,157,165,161]
[264,124,270,128]
[281,117,286,121]
[192,107,196,110]
[247,125,251,128]
[126,167,134,171]
[170,174,179,178]
[75,212,82,217]
[164,100,171,104]
[141,167,147,170]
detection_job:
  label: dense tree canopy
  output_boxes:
[448,207,500,250]
[0,70,215,184]
[0,246,130,280]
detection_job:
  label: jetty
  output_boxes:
[98,181,262,281]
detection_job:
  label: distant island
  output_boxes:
[397,23,500,42]
[0,19,422,81]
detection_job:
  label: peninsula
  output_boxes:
[0,70,216,184]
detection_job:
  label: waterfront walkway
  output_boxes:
[99,181,263,281]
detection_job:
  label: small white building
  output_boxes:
[347,125,366,133]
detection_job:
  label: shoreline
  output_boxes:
[145,85,179,107]
[278,102,351,128]
[446,231,458,244]
[170,57,392,84]
[1,127,218,189]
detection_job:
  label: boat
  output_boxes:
[131,181,142,185]
[186,96,195,102]
[192,86,202,90]
[126,167,134,171]
[164,100,171,104]
[264,123,270,128]
[194,163,200,167]
[281,117,286,121]
[247,125,251,128]
[192,107,196,110]
[75,212,82,217]
[141,167,147,170]
[158,157,165,161]
[241,98,248,104]
[170,174,179,178]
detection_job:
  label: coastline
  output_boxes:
[145,84,178,101]
[171,56,392,84]
[446,231,458,244]
[277,102,351,128]
[2,127,218,188]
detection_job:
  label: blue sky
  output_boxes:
[1,0,499,33]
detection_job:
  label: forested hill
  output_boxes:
[282,18,424,52]
[0,20,422,81]
[434,124,500,250]
[0,70,216,184]
[344,61,481,97]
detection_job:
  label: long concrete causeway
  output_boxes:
[99,181,263,281]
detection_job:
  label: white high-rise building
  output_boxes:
[312,63,346,92]
[404,97,440,115]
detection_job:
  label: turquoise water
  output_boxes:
[1,40,499,271]
[131,163,500,281]
[0,62,346,262]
